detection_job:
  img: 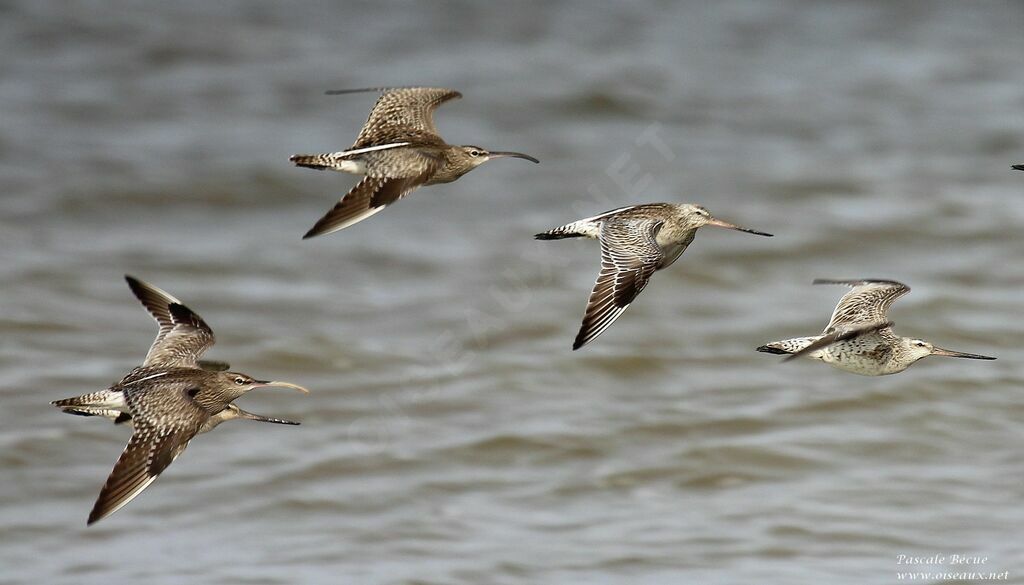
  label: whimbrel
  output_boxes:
[536,203,772,350]
[290,86,539,238]
[52,276,308,525]
[756,279,996,375]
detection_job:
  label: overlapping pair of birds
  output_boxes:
[54,87,1005,525]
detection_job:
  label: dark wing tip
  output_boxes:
[572,324,592,350]
[1011,164,1024,171]
[124,275,148,298]
[812,278,907,287]
[324,87,389,95]
[756,345,789,355]
[324,86,461,97]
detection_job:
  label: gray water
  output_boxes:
[2,1,1024,583]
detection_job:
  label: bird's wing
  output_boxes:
[573,218,664,350]
[146,304,215,369]
[87,386,206,525]
[783,321,895,362]
[817,279,910,332]
[303,159,440,238]
[346,87,462,146]
[197,360,231,372]
[126,277,216,369]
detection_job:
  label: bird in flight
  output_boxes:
[52,276,308,525]
[536,203,772,350]
[757,278,996,375]
[290,86,538,238]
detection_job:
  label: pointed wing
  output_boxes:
[125,277,216,369]
[817,279,910,332]
[88,387,206,525]
[126,276,183,357]
[573,219,664,350]
[783,321,895,362]
[348,87,462,147]
[302,161,439,238]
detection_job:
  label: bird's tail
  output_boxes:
[58,407,131,424]
[289,153,336,170]
[51,389,122,409]
[535,220,600,240]
[756,336,822,356]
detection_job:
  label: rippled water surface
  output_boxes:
[3,2,1024,584]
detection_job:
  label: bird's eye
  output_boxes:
[915,342,926,347]
[470,150,482,157]
[234,377,246,385]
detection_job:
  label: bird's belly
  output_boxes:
[822,345,898,376]
[331,156,367,175]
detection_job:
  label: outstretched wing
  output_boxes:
[302,158,440,238]
[339,87,461,146]
[817,279,910,333]
[126,277,216,369]
[573,218,664,350]
[87,386,206,525]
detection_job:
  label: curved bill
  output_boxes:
[930,347,996,360]
[706,217,773,237]
[254,380,311,394]
[488,151,540,164]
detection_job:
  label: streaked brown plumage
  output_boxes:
[52,276,308,525]
[290,86,538,238]
[536,203,773,350]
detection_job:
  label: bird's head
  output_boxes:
[679,204,773,236]
[454,145,539,174]
[219,371,310,400]
[902,338,996,364]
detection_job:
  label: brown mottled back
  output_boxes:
[351,87,462,147]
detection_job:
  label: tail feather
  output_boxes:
[534,231,583,240]
[756,336,821,356]
[51,389,123,409]
[59,407,132,424]
[289,153,336,170]
[535,220,600,240]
